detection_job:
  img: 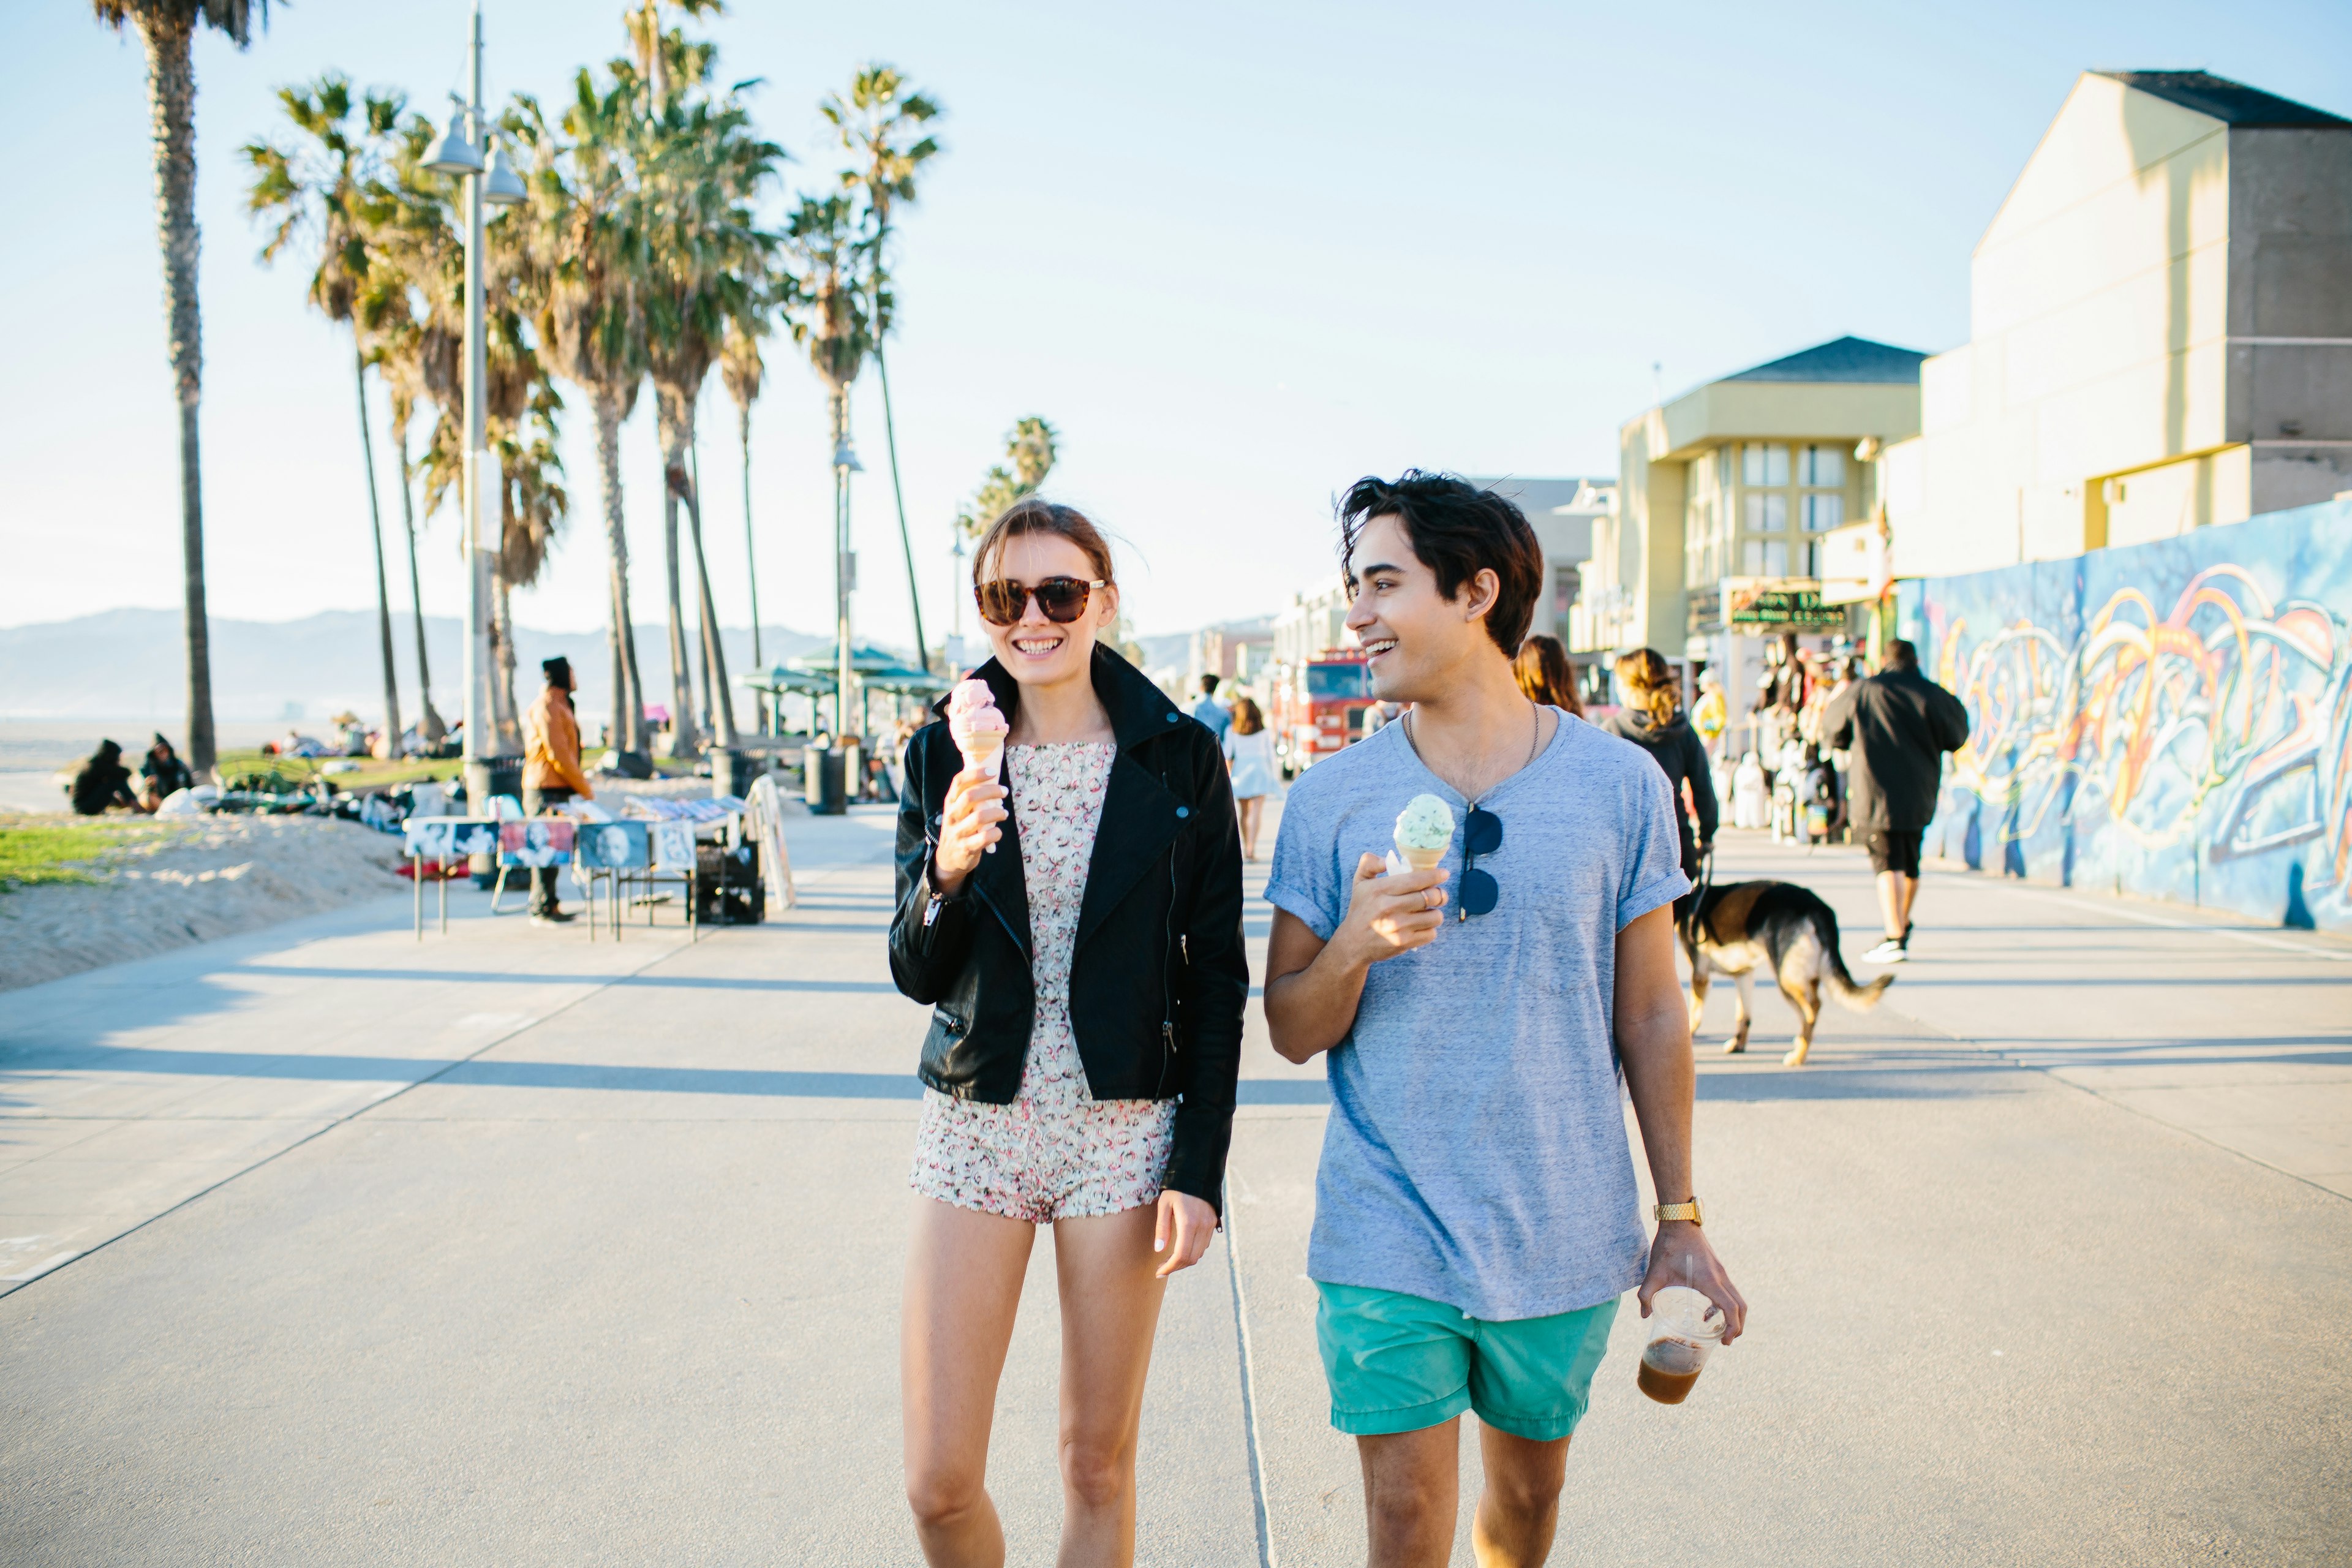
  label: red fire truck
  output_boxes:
[1271,649,1377,775]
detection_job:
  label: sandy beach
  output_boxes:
[0,814,407,992]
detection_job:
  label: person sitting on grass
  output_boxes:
[71,740,140,816]
[139,734,194,810]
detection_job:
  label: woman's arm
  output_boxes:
[1164,731,1248,1217]
[887,734,981,1005]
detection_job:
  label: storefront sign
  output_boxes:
[1724,577,1849,631]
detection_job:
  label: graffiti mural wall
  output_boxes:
[1897,498,2352,932]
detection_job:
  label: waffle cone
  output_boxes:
[957,738,1004,778]
[1396,842,1446,872]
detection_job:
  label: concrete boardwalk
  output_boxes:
[2,807,2347,1564]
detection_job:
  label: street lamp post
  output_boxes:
[831,435,862,741]
[423,1,526,812]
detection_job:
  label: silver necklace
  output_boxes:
[1403,699,1540,808]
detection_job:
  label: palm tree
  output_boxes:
[630,16,780,756]
[718,318,766,694]
[508,80,653,769]
[781,192,872,736]
[955,415,1059,538]
[244,74,404,756]
[821,66,941,671]
[92,0,275,777]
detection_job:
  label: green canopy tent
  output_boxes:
[739,665,837,739]
[788,645,951,741]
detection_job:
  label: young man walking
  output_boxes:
[1820,638,1969,963]
[522,655,594,927]
[1264,471,1745,1567]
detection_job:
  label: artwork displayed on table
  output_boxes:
[403,818,497,861]
[576,821,651,870]
[499,818,576,868]
[652,821,698,871]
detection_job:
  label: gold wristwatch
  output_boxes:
[1653,1199,1704,1226]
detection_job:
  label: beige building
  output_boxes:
[1883,71,2352,575]
[1578,337,1924,660]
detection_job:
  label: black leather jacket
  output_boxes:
[888,647,1248,1213]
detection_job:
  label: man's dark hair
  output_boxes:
[542,656,573,685]
[1199,673,1219,695]
[1885,639,1919,671]
[1338,470,1543,657]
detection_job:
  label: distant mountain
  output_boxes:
[0,609,837,724]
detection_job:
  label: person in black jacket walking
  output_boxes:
[889,498,1246,1566]
[1821,638,1970,963]
[1600,649,1719,927]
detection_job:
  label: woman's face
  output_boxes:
[979,532,1117,691]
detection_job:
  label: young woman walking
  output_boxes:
[888,497,1247,1567]
[1512,631,1586,718]
[1222,694,1280,860]
[1601,648,1718,925]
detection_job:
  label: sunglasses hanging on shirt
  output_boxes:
[1458,807,1502,919]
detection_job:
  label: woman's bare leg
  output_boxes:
[903,1198,1038,1567]
[1238,796,1262,860]
[1050,1205,1169,1567]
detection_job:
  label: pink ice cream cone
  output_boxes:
[946,676,1009,779]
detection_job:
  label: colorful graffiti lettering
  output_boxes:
[1900,499,2352,931]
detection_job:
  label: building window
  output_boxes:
[1745,537,1789,576]
[1743,492,1787,533]
[1741,443,1790,486]
[1801,493,1844,532]
[1798,443,1846,487]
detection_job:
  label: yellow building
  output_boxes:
[1578,336,1923,669]
[1883,71,2352,575]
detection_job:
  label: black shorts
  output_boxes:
[1866,829,1922,878]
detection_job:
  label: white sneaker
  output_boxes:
[1863,938,1908,965]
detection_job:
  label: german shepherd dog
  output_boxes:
[1681,880,1893,1068]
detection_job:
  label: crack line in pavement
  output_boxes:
[1,845,906,1296]
[2003,884,2351,961]
[1223,1167,1279,1568]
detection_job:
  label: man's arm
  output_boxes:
[1616,903,1747,1341]
[1262,856,1448,1064]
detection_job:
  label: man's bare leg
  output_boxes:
[1875,869,1906,940]
[1359,1421,1460,1567]
[1472,1423,1570,1567]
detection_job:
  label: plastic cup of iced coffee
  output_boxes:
[1637,1285,1725,1405]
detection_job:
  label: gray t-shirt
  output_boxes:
[1265,712,1689,1321]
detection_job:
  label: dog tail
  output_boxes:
[1816,903,1894,1010]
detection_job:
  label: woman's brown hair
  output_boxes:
[1231,695,1264,736]
[1613,647,1682,727]
[1512,633,1585,718]
[971,496,1115,588]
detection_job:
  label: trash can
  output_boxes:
[714,748,755,801]
[805,747,846,815]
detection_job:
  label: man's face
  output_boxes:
[1342,514,1498,704]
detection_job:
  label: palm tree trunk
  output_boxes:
[353,347,404,756]
[874,339,929,673]
[393,428,445,743]
[682,407,736,748]
[137,12,217,776]
[690,436,715,736]
[831,389,853,739]
[739,404,763,671]
[491,574,521,753]
[655,393,701,759]
[594,393,647,760]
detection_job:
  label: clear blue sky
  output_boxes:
[4,0,2348,649]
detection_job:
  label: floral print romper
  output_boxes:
[910,742,1178,1223]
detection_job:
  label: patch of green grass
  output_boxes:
[0,822,118,890]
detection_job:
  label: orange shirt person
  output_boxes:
[521,656,591,924]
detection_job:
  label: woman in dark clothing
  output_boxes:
[140,734,194,808]
[71,739,139,815]
[888,497,1246,1564]
[1600,649,1718,924]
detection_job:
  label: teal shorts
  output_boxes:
[1314,1281,1618,1441]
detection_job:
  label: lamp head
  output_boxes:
[832,442,864,473]
[483,137,527,206]
[422,95,484,176]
